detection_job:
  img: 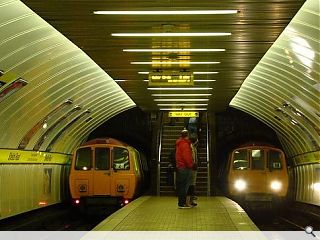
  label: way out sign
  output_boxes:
[169,111,199,118]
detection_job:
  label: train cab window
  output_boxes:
[95,147,110,170]
[268,150,282,170]
[113,147,130,170]
[251,149,265,170]
[233,150,248,170]
[75,147,92,170]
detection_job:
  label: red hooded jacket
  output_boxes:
[175,137,194,169]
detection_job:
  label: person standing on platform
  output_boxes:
[175,129,194,209]
[187,137,199,207]
[186,117,199,140]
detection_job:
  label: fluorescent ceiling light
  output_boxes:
[159,108,207,111]
[132,61,220,65]
[141,71,220,75]
[193,72,219,74]
[154,99,209,102]
[194,80,216,82]
[158,103,208,106]
[144,79,216,82]
[114,79,127,82]
[148,87,212,90]
[112,33,231,37]
[123,48,225,52]
[94,10,238,15]
[152,94,212,97]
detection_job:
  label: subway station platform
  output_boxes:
[93,196,258,231]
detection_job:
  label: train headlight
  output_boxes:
[271,181,282,191]
[234,179,246,191]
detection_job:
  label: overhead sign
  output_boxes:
[169,111,199,118]
[149,71,194,86]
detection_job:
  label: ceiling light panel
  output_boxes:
[154,99,209,102]
[131,61,220,65]
[194,80,216,82]
[148,87,213,90]
[157,103,208,106]
[112,33,231,37]
[193,72,219,74]
[152,94,212,97]
[94,10,238,15]
[123,49,225,52]
[159,108,207,111]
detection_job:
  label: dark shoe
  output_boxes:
[178,204,192,209]
[191,202,198,207]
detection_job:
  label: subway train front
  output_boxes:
[226,144,289,210]
[69,138,147,212]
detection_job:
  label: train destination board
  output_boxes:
[148,71,194,86]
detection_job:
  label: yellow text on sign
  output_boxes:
[169,111,199,118]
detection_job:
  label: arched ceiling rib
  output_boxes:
[0,0,136,153]
[230,0,320,161]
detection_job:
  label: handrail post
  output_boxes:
[206,112,211,196]
[156,112,163,196]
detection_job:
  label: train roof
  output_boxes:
[234,142,279,149]
[80,138,129,147]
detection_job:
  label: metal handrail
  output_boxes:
[206,112,211,196]
[156,112,163,196]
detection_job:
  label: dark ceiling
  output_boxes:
[22,0,306,112]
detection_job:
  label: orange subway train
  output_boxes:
[69,138,148,209]
[226,144,289,209]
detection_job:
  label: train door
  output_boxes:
[93,147,111,195]
[110,147,131,198]
[249,148,268,194]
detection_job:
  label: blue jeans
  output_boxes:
[176,168,192,206]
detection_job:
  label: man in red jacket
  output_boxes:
[175,128,194,208]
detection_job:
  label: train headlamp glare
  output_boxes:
[271,181,282,191]
[234,179,246,191]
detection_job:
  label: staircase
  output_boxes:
[159,119,209,196]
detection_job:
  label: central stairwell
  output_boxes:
[159,117,209,196]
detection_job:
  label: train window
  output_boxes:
[251,149,265,170]
[95,147,110,170]
[75,147,92,170]
[268,150,282,170]
[233,150,248,170]
[113,147,130,170]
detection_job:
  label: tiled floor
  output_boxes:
[93,196,259,231]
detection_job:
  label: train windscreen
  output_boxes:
[268,150,283,170]
[233,149,248,170]
[75,147,92,170]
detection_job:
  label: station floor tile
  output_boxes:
[93,196,259,231]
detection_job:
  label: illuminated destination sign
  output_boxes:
[169,111,199,118]
[149,71,194,86]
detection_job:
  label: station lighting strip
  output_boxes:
[112,33,231,37]
[193,72,219,74]
[157,103,208,106]
[154,99,209,102]
[132,61,220,65]
[152,94,212,97]
[160,108,207,111]
[194,79,216,82]
[148,87,212,90]
[143,79,216,82]
[123,49,225,52]
[139,71,219,75]
[94,10,238,15]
